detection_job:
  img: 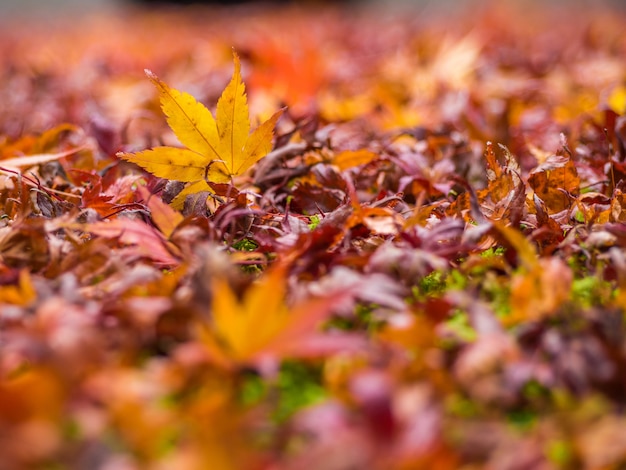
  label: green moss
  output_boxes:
[232,238,258,251]
[447,269,467,290]
[445,393,479,418]
[325,315,354,331]
[237,362,327,423]
[522,380,549,401]
[571,276,613,308]
[231,238,263,273]
[507,409,536,432]
[274,361,326,422]
[240,264,263,275]
[239,372,267,406]
[481,273,511,317]
[545,439,574,467]
[416,269,466,300]
[443,309,477,343]
[480,246,506,258]
[418,271,446,296]
[573,210,586,223]
[154,427,181,458]
[308,214,321,230]
[324,304,383,334]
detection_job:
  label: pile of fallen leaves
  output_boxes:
[1,2,626,468]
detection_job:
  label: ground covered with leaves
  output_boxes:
[1,1,626,468]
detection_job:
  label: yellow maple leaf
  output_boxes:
[508,257,573,325]
[206,266,289,363]
[608,85,626,115]
[118,52,284,208]
[0,269,36,306]
[196,265,346,367]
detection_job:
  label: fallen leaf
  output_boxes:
[508,257,573,324]
[197,264,356,368]
[0,147,84,173]
[528,154,579,214]
[0,269,36,306]
[119,52,284,208]
[332,149,379,171]
[84,218,181,266]
[137,185,184,239]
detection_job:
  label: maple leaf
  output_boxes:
[0,269,36,306]
[118,52,284,208]
[196,265,358,368]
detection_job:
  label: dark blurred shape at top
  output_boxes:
[134,0,278,3]
[132,0,351,4]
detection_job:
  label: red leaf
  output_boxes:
[85,219,180,266]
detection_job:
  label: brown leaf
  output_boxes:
[477,143,525,223]
[528,154,579,214]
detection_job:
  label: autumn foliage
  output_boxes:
[1,1,626,469]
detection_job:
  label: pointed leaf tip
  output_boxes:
[232,50,241,72]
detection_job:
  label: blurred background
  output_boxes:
[1,0,623,16]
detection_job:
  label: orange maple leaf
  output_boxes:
[196,265,353,368]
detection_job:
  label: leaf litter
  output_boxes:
[1,2,626,469]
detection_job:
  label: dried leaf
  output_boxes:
[508,257,573,324]
[85,219,180,266]
[137,185,184,238]
[0,269,36,306]
[528,154,579,214]
[332,149,379,171]
[0,147,83,173]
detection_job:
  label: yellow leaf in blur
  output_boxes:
[332,149,378,170]
[200,266,290,363]
[377,313,436,352]
[119,52,283,208]
[490,222,538,271]
[319,93,372,122]
[0,367,64,423]
[429,35,481,90]
[553,91,600,123]
[0,269,36,306]
[197,265,344,367]
[184,377,248,470]
[378,100,423,130]
[507,257,572,325]
[608,85,626,115]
